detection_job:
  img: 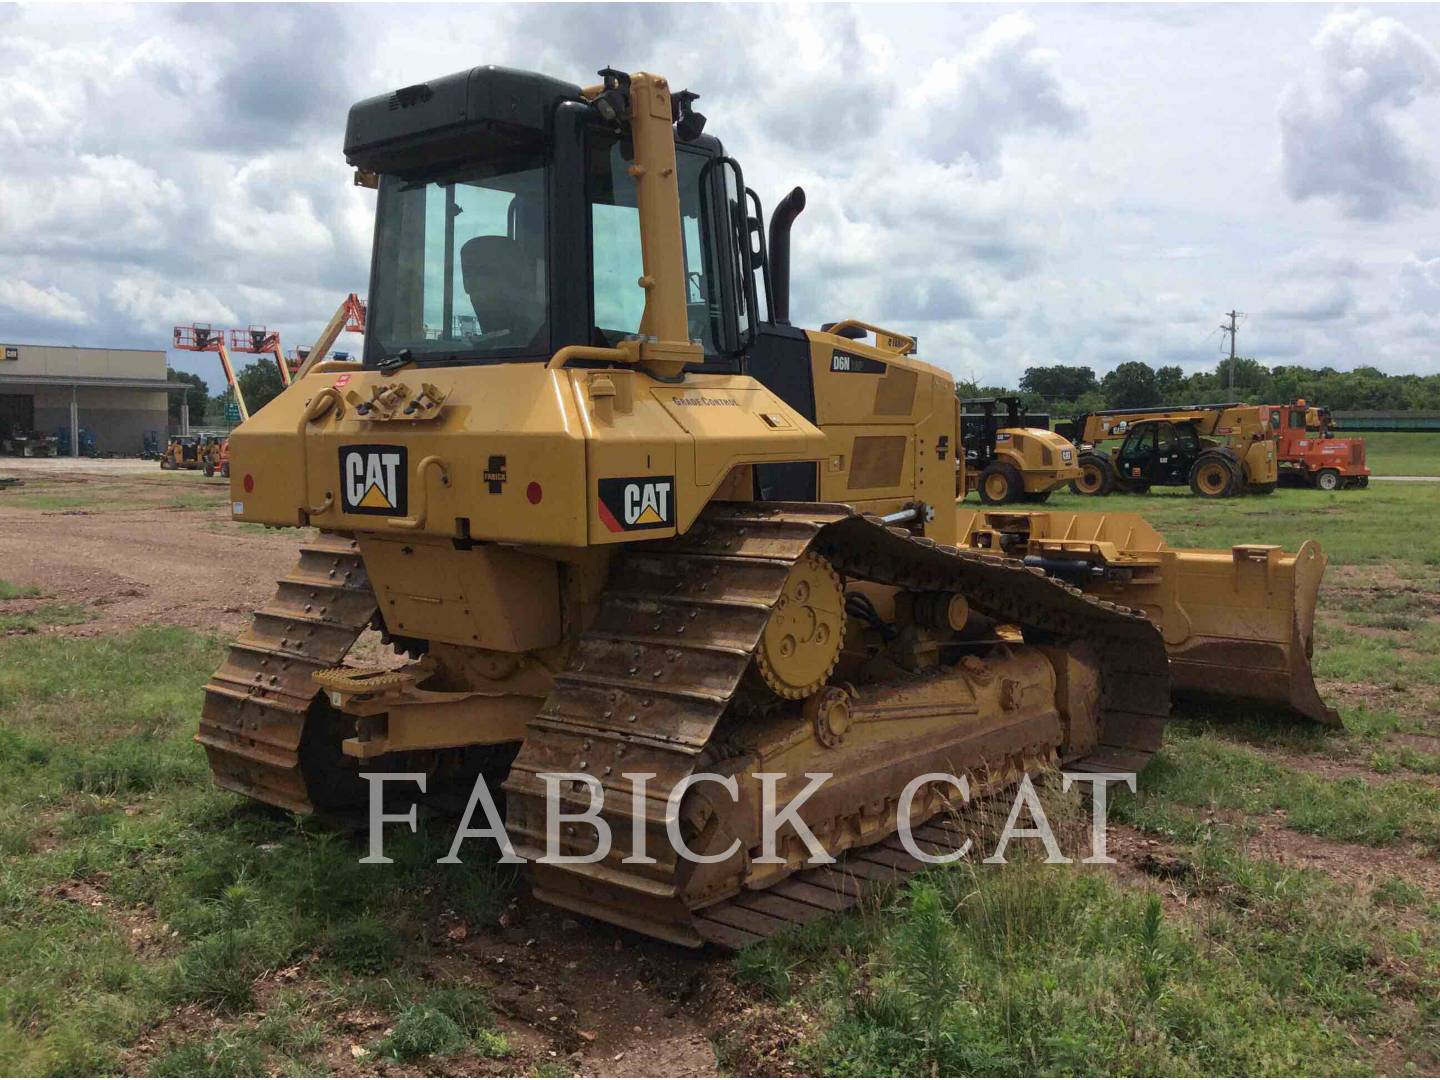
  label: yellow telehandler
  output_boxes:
[1068,403,1278,497]
[205,64,1336,948]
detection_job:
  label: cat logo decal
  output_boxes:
[339,445,408,515]
[597,476,675,532]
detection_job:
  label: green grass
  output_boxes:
[753,855,1430,1077]
[373,988,508,1062]
[1122,733,1440,849]
[0,602,93,635]
[1359,431,1440,476]
[0,579,40,601]
[0,626,517,1075]
[0,480,225,515]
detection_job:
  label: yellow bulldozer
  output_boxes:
[206,65,1337,948]
[1067,403,1279,497]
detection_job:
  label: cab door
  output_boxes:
[1116,424,1158,483]
[1154,422,1190,485]
[1171,423,1203,481]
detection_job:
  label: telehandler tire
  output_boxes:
[1020,491,1052,504]
[978,461,1024,504]
[1070,453,1116,496]
[1189,453,1238,498]
[1249,481,1277,495]
[203,462,215,477]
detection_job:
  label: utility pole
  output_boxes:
[1221,310,1243,395]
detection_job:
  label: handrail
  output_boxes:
[824,320,916,356]
[298,388,343,522]
[302,387,343,424]
[387,455,449,531]
[546,344,632,370]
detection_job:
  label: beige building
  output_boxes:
[0,343,178,456]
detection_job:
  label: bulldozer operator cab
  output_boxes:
[360,68,744,373]
[316,61,950,535]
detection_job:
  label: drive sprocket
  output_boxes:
[754,551,845,699]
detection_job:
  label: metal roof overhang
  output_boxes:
[0,373,186,393]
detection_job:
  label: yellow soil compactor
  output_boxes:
[205,66,1336,948]
[959,397,1081,505]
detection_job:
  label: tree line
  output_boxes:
[170,355,1440,427]
[960,359,1440,418]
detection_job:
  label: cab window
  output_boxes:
[370,155,549,364]
[1121,426,1155,459]
[586,134,722,357]
[1154,422,1178,456]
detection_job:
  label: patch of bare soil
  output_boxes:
[128,900,744,1078]
[1317,676,1440,733]
[1392,732,1440,754]
[419,904,728,1077]
[44,874,179,960]
[0,474,304,638]
[1270,748,1440,789]
[1243,824,1440,900]
[1325,564,1437,592]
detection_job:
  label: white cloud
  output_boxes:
[109,276,237,335]
[914,12,1083,174]
[0,154,183,257]
[1400,252,1440,313]
[1278,10,1440,220]
[0,279,89,324]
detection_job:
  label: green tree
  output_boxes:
[236,360,287,415]
[1019,364,1098,402]
[166,368,209,424]
[1212,357,1274,402]
[1100,361,1159,408]
[1154,364,1185,402]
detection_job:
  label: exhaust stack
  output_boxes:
[767,186,806,325]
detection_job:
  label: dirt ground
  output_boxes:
[0,465,292,637]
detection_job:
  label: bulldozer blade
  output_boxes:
[1157,540,1338,726]
[956,508,1340,727]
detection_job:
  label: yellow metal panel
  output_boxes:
[358,535,562,651]
[230,364,590,545]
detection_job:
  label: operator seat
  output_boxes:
[460,235,545,347]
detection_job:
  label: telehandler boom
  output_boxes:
[205,65,1335,947]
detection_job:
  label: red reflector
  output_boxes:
[243,474,254,493]
[526,481,542,504]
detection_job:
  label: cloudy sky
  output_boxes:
[4,2,1440,390]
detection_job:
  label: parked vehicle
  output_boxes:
[1268,400,1369,490]
[1068,403,1278,498]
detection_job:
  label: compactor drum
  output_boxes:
[205,65,1334,947]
